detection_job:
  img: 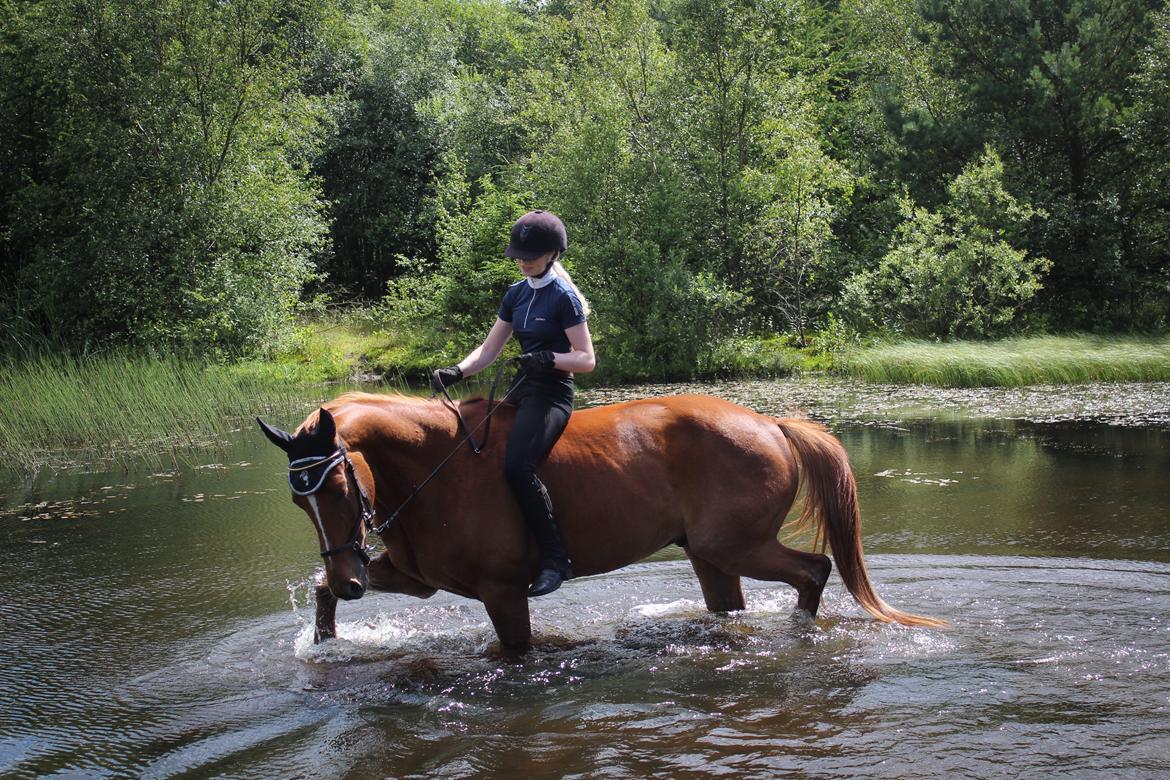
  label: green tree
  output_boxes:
[314,1,456,298]
[525,0,745,377]
[745,87,855,346]
[903,0,1165,326]
[0,0,331,355]
[1123,4,1170,327]
[842,148,1050,339]
[666,0,791,291]
[827,0,967,280]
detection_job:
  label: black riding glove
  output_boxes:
[431,365,463,392]
[517,351,557,374]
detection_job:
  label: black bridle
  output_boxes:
[288,444,376,566]
[287,359,526,565]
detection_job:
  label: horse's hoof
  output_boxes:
[485,640,531,659]
[313,629,336,644]
[788,610,822,639]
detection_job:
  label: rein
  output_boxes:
[287,359,525,561]
[378,358,524,534]
[433,355,516,455]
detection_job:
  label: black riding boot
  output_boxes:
[511,473,573,597]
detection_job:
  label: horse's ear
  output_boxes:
[316,407,337,443]
[256,417,293,452]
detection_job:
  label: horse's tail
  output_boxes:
[777,418,947,628]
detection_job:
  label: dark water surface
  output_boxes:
[2,380,1168,778]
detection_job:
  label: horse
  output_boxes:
[257,391,944,650]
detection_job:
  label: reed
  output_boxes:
[0,353,343,471]
[838,334,1170,387]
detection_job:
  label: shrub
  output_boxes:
[381,156,531,359]
[841,149,1050,340]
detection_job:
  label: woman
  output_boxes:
[432,210,596,597]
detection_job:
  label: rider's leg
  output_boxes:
[504,391,573,596]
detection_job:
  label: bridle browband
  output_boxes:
[287,359,528,567]
[288,444,376,565]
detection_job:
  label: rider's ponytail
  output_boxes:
[550,260,592,317]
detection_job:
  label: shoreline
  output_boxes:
[4,331,1169,473]
[5,348,1169,475]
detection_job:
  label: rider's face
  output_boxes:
[516,251,556,277]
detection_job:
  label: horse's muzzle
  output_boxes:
[334,576,367,600]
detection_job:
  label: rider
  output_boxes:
[431,210,596,597]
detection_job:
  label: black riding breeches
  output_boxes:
[504,378,573,574]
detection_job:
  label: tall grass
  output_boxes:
[839,334,1170,387]
[0,354,344,471]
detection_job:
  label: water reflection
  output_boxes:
[1,380,1169,777]
[841,419,1170,562]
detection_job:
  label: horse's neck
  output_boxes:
[357,399,463,475]
[354,402,478,541]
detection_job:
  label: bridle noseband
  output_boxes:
[288,444,376,566]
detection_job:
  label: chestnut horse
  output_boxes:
[258,392,942,650]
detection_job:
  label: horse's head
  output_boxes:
[257,408,374,601]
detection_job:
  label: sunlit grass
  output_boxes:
[0,354,334,471]
[10,326,1168,472]
[271,310,398,383]
[0,313,409,471]
[0,310,502,472]
[0,308,439,470]
[838,334,1170,387]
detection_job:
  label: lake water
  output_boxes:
[2,379,1169,778]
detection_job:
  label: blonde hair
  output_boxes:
[550,258,592,317]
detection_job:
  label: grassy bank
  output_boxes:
[0,310,472,472]
[838,334,1170,387]
[8,325,1169,473]
[360,330,825,386]
[0,314,403,471]
[0,355,333,471]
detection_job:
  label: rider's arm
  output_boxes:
[457,318,513,378]
[552,321,596,374]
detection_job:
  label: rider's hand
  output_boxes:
[517,351,556,373]
[431,365,463,392]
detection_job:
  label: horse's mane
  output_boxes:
[296,390,490,434]
[328,391,432,409]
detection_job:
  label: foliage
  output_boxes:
[382,156,531,357]
[891,0,1166,327]
[0,0,331,357]
[706,335,817,377]
[841,149,1050,339]
[1124,4,1170,329]
[313,0,455,297]
[745,95,855,345]
[2,0,1168,366]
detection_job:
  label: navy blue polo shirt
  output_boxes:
[497,276,587,355]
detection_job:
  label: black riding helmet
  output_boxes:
[505,210,568,260]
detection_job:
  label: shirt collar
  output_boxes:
[526,269,558,289]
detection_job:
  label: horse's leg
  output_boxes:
[479,583,532,654]
[367,553,438,599]
[314,581,338,643]
[685,549,746,612]
[313,555,437,644]
[701,539,832,617]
